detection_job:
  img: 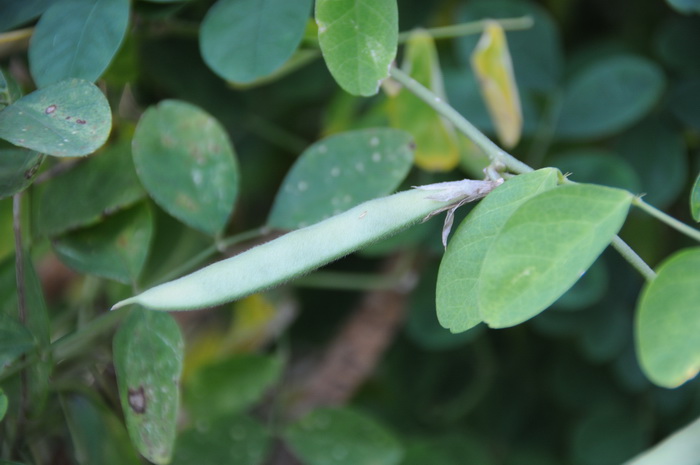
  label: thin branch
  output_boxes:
[610,236,656,282]
[398,16,534,42]
[633,197,700,243]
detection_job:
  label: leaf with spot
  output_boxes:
[113,308,184,465]
[52,203,153,284]
[132,100,239,236]
[62,394,141,465]
[35,139,144,237]
[200,0,312,84]
[436,168,560,333]
[636,247,700,388]
[268,128,414,230]
[185,353,282,421]
[0,79,111,157]
[316,0,398,96]
[692,172,700,222]
[470,21,522,149]
[29,0,130,88]
[284,407,403,465]
[170,414,270,465]
[388,30,459,172]
[479,184,633,328]
[0,146,44,199]
[555,55,665,140]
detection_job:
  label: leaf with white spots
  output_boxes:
[0,79,111,157]
[132,100,239,236]
[267,128,414,230]
[316,0,398,96]
[113,308,184,465]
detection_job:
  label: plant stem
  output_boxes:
[398,15,534,42]
[388,66,533,175]
[633,197,700,243]
[610,236,656,281]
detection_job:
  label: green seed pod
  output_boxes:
[113,179,501,311]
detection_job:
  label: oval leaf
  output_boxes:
[636,247,700,388]
[470,21,522,148]
[29,0,130,88]
[171,415,270,465]
[316,0,398,96]
[556,55,664,140]
[0,147,44,199]
[388,30,459,172]
[200,0,312,84]
[35,139,144,237]
[0,79,111,157]
[132,100,239,236]
[436,168,560,333]
[692,172,700,222]
[0,0,52,32]
[284,407,403,465]
[113,308,184,464]
[268,128,414,229]
[479,184,633,328]
[52,203,153,284]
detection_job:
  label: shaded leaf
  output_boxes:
[0,313,34,373]
[636,247,700,388]
[171,415,270,465]
[200,0,312,84]
[62,394,141,465]
[0,388,6,421]
[666,0,700,14]
[388,30,459,171]
[268,128,414,229]
[669,77,700,130]
[285,407,403,465]
[0,147,44,199]
[185,354,282,421]
[316,0,398,96]
[0,79,112,157]
[470,21,522,148]
[436,168,560,333]
[556,55,664,140]
[692,172,700,222]
[52,203,153,284]
[113,308,184,464]
[132,100,239,236]
[0,0,52,32]
[0,69,22,109]
[29,0,130,88]
[35,139,144,237]
[479,184,632,328]
[654,17,700,75]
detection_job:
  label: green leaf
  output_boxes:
[52,203,153,284]
[0,388,7,422]
[132,100,239,236]
[316,0,398,96]
[0,0,53,32]
[284,407,403,465]
[200,0,312,84]
[29,0,130,88]
[171,415,270,465]
[185,354,282,421]
[669,77,700,130]
[0,147,44,199]
[0,70,22,109]
[655,17,700,75]
[113,308,184,464]
[0,79,112,157]
[692,172,700,222]
[0,313,34,373]
[436,168,560,333]
[62,394,141,465]
[388,31,459,172]
[615,117,687,209]
[636,247,700,388]
[552,258,608,311]
[268,128,414,230]
[35,140,144,237]
[556,55,664,140]
[479,184,632,328]
[666,0,700,14]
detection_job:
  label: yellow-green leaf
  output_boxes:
[470,21,522,149]
[388,30,459,171]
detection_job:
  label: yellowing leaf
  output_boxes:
[388,30,459,172]
[470,21,523,149]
